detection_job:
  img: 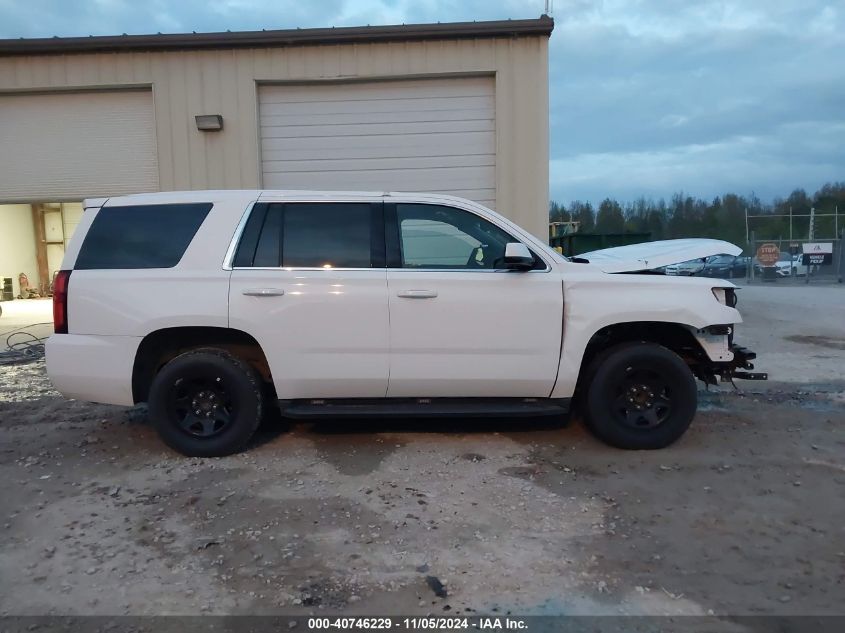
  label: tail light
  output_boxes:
[53,270,72,334]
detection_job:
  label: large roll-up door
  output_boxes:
[0,90,158,202]
[259,77,496,208]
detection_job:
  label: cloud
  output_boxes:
[548,0,844,202]
[550,121,845,203]
[0,0,539,36]
[0,0,841,205]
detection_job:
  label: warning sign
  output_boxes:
[801,242,833,266]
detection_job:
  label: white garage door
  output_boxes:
[259,77,496,208]
[0,90,158,202]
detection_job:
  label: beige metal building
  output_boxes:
[0,17,553,298]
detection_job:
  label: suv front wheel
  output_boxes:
[148,348,263,457]
[584,342,697,450]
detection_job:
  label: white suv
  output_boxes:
[47,191,765,456]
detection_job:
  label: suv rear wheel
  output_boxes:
[584,342,697,449]
[148,348,263,457]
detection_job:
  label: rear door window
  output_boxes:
[233,202,382,268]
[283,203,374,268]
[75,203,212,270]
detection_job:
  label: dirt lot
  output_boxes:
[0,286,843,617]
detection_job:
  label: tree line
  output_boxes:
[549,182,845,247]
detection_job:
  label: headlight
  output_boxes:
[712,287,738,307]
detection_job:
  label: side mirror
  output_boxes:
[504,242,534,270]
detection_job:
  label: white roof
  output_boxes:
[85,190,495,210]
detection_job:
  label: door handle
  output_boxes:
[397,289,438,299]
[242,288,285,297]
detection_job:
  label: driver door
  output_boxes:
[385,203,563,398]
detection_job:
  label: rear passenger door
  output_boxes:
[228,200,389,399]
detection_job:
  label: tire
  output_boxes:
[583,342,697,450]
[148,348,263,457]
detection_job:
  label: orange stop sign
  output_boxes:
[756,243,780,266]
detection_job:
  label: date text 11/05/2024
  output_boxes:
[307,617,528,630]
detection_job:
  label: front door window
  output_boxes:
[396,204,516,269]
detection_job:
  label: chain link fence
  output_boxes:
[746,235,844,284]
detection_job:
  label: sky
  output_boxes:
[0,0,842,206]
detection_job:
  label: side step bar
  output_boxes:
[278,397,571,419]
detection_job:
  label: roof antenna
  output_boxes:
[544,0,554,16]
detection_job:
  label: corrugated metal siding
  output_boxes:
[0,90,158,201]
[0,36,549,238]
[259,77,495,208]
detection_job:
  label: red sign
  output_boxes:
[756,243,780,266]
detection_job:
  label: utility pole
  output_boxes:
[809,207,815,241]
[744,207,749,245]
[789,206,793,241]
[789,206,795,278]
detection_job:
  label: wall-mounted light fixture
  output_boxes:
[195,114,224,131]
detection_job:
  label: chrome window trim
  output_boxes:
[222,197,552,274]
[257,197,386,203]
[387,266,552,273]
[222,200,258,271]
[230,266,550,273]
[232,267,376,272]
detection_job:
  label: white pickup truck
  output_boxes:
[46,191,765,456]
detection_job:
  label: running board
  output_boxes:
[278,397,571,419]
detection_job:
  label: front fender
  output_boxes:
[550,271,742,398]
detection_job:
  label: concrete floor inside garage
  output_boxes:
[0,202,83,304]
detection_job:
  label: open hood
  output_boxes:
[576,239,743,273]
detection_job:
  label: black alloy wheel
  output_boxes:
[584,342,698,450]
[148,348,263,457]
[169,372,234,438]
[611,367,673,430]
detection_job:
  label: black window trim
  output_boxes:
[222,200,260,270]
[385,202,552,273]
[255,202,283,267]
[229,200,386,270]
[231,202,274,268]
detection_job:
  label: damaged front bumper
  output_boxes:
[729,345,768,381]
[697,343,768,386]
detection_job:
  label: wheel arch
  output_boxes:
[132,326,272,404]
[573,321,706,400]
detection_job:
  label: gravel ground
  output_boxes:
[0,287,843,617]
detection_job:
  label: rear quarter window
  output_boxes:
[74,203,212,270]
